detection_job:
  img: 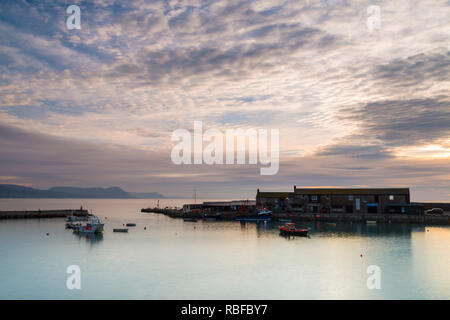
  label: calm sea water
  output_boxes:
[0,199,449,300]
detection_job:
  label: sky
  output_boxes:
[0,0,449,200]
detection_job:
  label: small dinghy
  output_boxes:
[113,228,128,233]
[183,218,198,222]
[279,223,309,237]
[126,223,136,227]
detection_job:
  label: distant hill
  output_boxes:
[128,192,166,199]
[0,184,165,199]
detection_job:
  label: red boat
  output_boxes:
[279,223,309,236]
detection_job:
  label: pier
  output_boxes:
[0,209,89,219]
[140,207,450,225]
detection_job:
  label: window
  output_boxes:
[348,196,353,200]
[389,195,394,201]
[311,195,318,201]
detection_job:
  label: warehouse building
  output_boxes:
[256,186,423,215]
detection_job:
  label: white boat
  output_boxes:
[257,209,272,216]
[236,208,272,222]
[65,211,89,222]
[72,216,104,234]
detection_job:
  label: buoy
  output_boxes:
[144,227,147,230]
[123,224,125,226]
[46,233,49,236]
[360,254,363,258]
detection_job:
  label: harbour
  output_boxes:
[141,207,450,225]
[141,186,450,226]
[0,198,449,300]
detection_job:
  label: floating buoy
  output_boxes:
[46,233,49,236]
[123,224,125,226]
[360,254,363,258]
[144,227,147,230]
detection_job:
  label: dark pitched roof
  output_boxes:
[294,187,410,195]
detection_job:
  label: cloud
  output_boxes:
[336,97,450,147]
[0,0,449,200]
[316,144,394,159]
[371,49,449,91]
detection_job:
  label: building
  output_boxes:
[257,186,422,215]
[254,191,293,213]
[182,203,202,214]
[183,200,256,214]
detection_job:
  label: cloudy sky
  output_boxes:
[0,0,449,200]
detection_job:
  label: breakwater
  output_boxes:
[140,207,450,225]
[0,209,89,219]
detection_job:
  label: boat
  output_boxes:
[65,222,81,229]
[183,218,198,222]
[257,209,272,215]
[279,222,309,237]
[126,223,136,227]
[65,211,90,222]
[72,216,104,234]
[279,218,291,223]
[235,215,271,222]
[202,212,222,220]
[113,228,128,233]
[235,208,272,222]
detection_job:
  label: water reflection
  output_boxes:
[244,219,426,239]
[73,232,104,245]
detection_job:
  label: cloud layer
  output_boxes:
[0,0,449,200]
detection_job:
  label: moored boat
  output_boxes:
[235,209,272,222]
[202,212,222,220]
[65,211,90,222]
[72,216,104,234]
[279,222,309,237]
